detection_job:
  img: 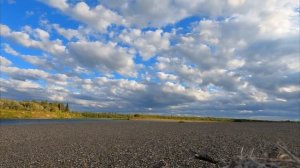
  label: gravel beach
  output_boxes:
[0,121,299,167]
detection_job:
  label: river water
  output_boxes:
[0,119,115,126]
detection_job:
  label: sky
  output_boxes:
[0,0,299,120]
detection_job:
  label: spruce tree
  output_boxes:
[65,103,69,112]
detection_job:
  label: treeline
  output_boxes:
[0,99,69,112]
[81,112,131,119]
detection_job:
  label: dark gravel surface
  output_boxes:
[0,121,299,168]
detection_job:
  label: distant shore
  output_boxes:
[0,108,228,122]
[0,99,295,122]
[0,108,289,123]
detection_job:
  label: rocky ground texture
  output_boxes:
[0,121,299,167]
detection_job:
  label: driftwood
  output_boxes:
[192,142,300,168]
[190,150,219,164]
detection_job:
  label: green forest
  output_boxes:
[0,99,69,112]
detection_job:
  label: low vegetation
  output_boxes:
[0,99,271,122]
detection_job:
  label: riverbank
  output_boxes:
[0,109,268,122]
[0,121,299,167]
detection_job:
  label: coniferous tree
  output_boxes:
[65,103,69,112]
[58,103,63,111]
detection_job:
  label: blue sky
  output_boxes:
[0,0,299,120]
